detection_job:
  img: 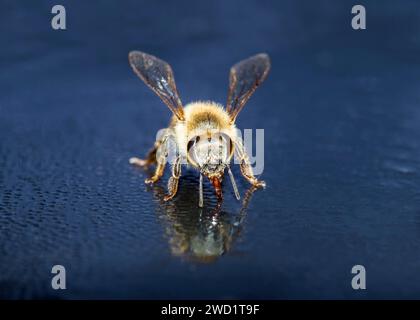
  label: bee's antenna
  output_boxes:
[199,173,204,207]
[227,165,240,200]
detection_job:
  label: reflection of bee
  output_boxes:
[128,51,270,206]
[151,180,258,263]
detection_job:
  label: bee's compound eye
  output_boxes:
[187,139,194,152]
[187,135,203,168]
[187,135,200,152]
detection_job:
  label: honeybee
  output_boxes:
[128,51,270,207]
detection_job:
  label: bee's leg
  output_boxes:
[239,156,266,188]
[227,165,240,200]
[129,140,161,168]
[198,173,204,207]
[235,140,266,188]
[163,155,182,201]
[144,139,169,184]
[145,162,166,184]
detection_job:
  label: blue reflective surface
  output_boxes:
[1,0,420,299]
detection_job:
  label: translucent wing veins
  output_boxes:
[129,51,185,121]
[226,53,271,122]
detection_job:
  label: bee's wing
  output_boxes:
[226,53,271,122]
[129,51,185,120]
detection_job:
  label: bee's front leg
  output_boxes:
[129,140,160,168]
[164,155,182,201]
[145,138,169,184]
[145,162,166,184]
[130,136,169,184]
[239,158,266,188]
[234,140,266,188]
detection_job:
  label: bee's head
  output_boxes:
[187,131,234,179]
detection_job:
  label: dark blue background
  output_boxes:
[1,0,420,299]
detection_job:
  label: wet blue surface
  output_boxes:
[1,0,420,299]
